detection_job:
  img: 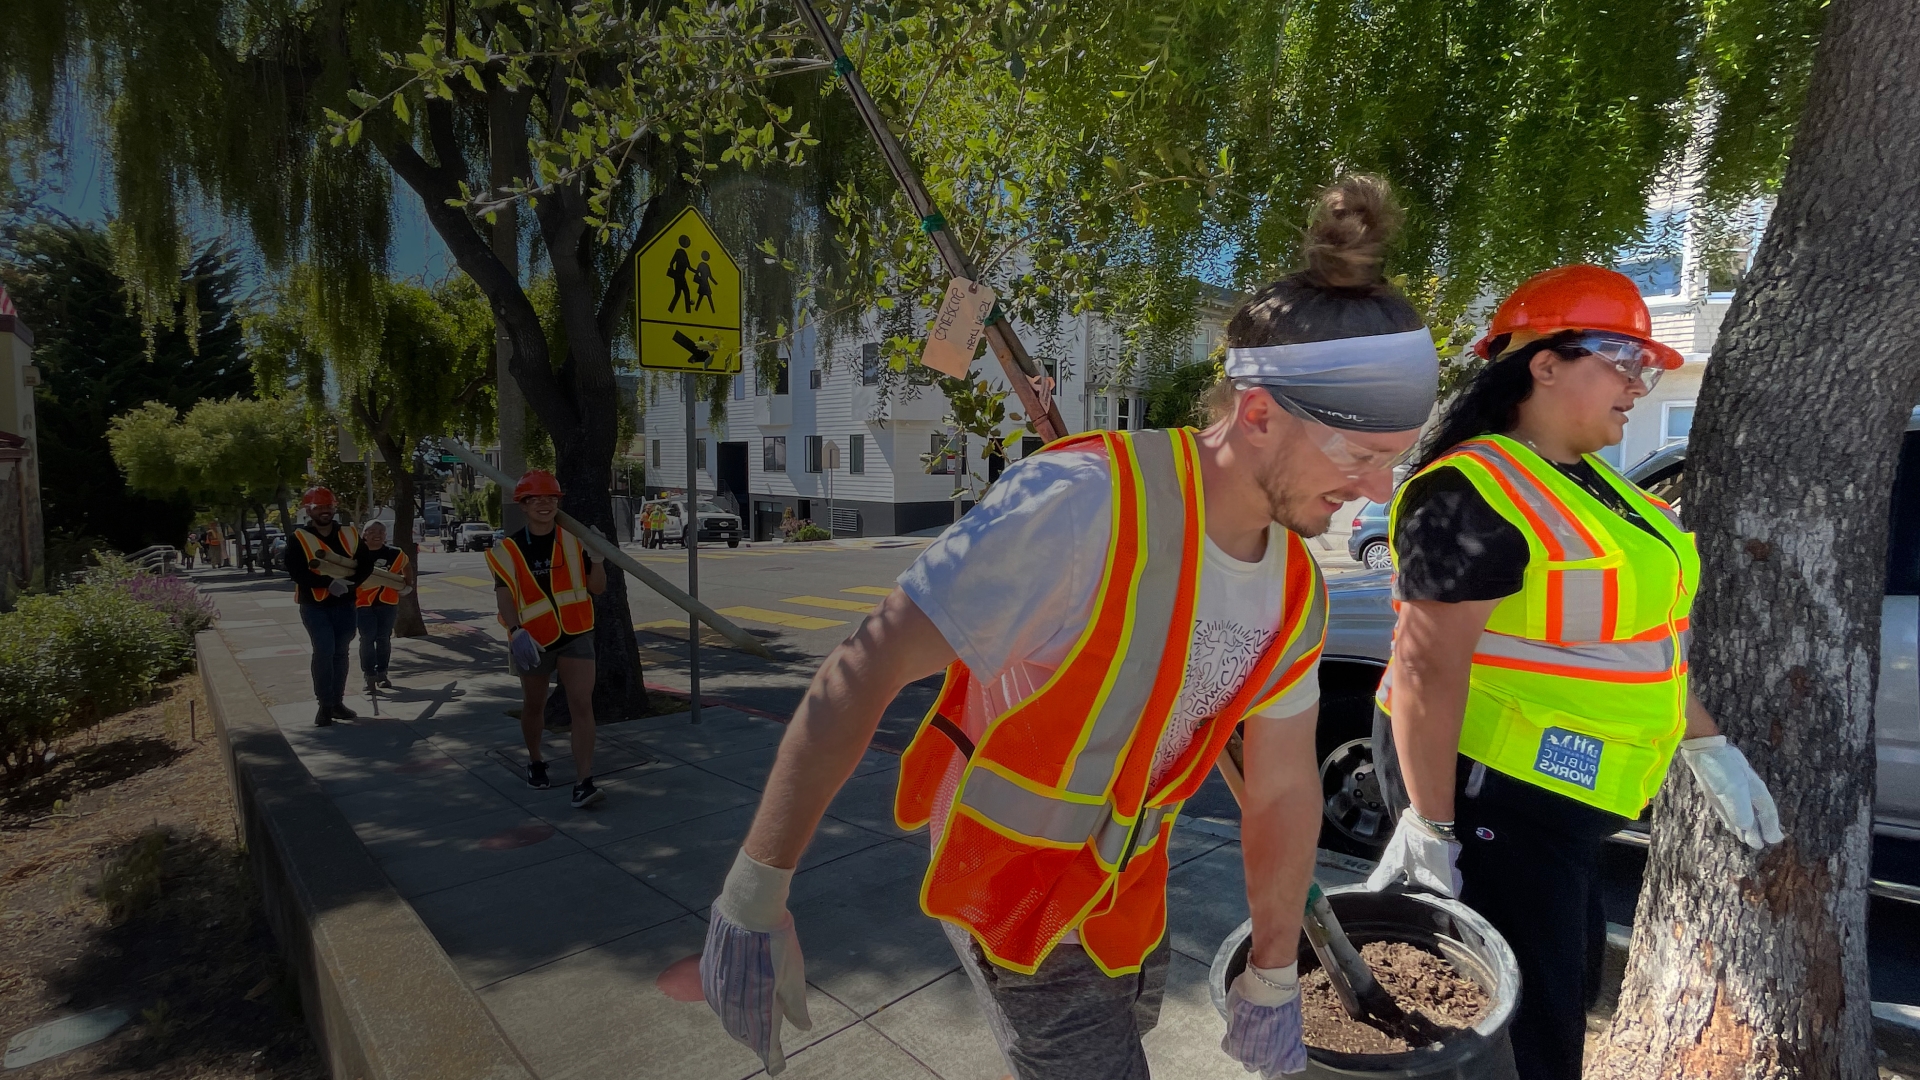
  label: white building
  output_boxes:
[1604,189,1769,469]
[640,295,1234,539]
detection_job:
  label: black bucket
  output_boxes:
[1210,884,1521,1079]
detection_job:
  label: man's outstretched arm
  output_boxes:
[742,587,957,868]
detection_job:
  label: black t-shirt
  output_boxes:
[492,527,595,647]
[1393,455,1662,604]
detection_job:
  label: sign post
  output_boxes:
[635,206,742,727]
[823,439,841,537]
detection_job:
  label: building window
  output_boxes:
[808,369,823,390]
[775,360,791,395]
[651,439,660,469]
[753,361,765,396]
[1094,395,1110,430]
[696,438,707,471]
[849,433,865,474]
[861,343,881,386]
[763,436,787,472]
[804,434,824,473]
[1021,435,1044,457]
[1116,396,1131,431]
[929,433,966,475]
[1663,402,1695,445]
[733,373,745,400]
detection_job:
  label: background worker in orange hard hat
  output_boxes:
[487,469,609,809]
[1367,265,1784,1080]
[284,487,370,727]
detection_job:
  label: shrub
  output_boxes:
[0,615,76,780]
[120,573,218,639]
[790,524,831,542]
[27,581,186,719]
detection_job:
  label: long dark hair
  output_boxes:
[1409,335,1565,472]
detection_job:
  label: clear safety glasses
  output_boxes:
[1553,331,1666,393]
[1237,383,1421,479]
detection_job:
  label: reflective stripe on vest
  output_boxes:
[893,428,1328,976]
[486,530,596,647]
[294,525,360,602]
[1383,434,1700,816]
[356,549,410,607]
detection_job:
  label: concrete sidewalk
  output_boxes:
[194,565,1363,1080]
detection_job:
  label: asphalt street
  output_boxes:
[403,537,1920,1009]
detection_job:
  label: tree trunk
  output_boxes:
[1589,2,1920,1077]
[375,433,428,639]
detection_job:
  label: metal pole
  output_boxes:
[684,372,702,726]
[792,0,1066,442]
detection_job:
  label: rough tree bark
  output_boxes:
[1589,2,1920,1077]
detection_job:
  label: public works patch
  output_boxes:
[1534,728,1602,790]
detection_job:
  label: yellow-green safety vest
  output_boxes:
[1381,434,1700,817]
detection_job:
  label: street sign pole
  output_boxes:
[683,372,702,726]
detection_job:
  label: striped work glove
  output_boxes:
[702,850,811,1075]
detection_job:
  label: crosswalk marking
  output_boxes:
[843,586,893,596]
[715,605,847,631]
[440,574,496,588]
[782,595,876,613]
[634,620,746,650]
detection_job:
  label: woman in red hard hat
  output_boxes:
[486,469,609,808]
[1366,266,1783,1080]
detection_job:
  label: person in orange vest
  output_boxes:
[1367,265,1782,1080]
[283,487,369,727]
[354,520,409,694]
[487,469,609,809]
[700,176,1442,1078]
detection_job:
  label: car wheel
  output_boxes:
[1314,688,1395,858]
[1360,539,1392,570]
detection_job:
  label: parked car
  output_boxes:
[1345,501,1391,569]
[458,522,495,551]
[648,497,744,548]
[1310,411,1920,855]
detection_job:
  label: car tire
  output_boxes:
[1316,689,1394,858]
[1360,539,1392,571]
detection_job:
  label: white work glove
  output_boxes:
[327,578,351,597]
[1366,808,1462,898]
[702,850,811,1075]
[508,628,541,670]
[1222,961,1308,1076]
[1680,735,1785,850]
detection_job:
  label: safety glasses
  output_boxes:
[1237,383,1420,478]
[1553,331,1666,393]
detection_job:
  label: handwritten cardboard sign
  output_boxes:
[921,277,997,379]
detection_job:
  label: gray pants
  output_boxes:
[943,922,1169,1080]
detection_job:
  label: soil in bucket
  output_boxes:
[1300,941,1491,1055]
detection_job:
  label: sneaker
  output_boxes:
[570,779,603,809]
[313,706,333,727]
[527,760,551,789]
[377,677,395,689]
[329,702,358,720]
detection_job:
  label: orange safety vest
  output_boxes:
[485,528,596,646]
[293,525,361,602]
[892,428,1328,976]
[356,548,411,607]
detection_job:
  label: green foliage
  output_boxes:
[790,524,831,542]
[99,829,170,919]
[453,483,501,528]
[107,396,307,511]
[1143,357,1221,429]
[0,215,253,552]
[924,371,1025,500]
[0,559,199,781]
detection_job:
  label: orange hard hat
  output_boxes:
[302,487,336,508]
[1472,265,1685,370]
[513,469,564,502]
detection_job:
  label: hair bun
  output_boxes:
[1303,174,1403,290]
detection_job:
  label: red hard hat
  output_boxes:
[302,487,336,508]
[513,469,564,502]
[1472,265,1685,370]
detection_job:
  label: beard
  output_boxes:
[1252,437,1336,538]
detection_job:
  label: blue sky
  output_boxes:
[28,121,454,286]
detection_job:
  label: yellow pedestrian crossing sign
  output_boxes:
[634,206,742,373]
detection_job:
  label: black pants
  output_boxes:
[1374,708,1625,1080]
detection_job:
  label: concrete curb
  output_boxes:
[198,630,536,1080]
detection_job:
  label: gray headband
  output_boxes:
[1224,328,1439,432]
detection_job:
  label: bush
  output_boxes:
[790,524,831,542]
[0,556,206,781]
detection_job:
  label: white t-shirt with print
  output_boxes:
[898,447,1322,803]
